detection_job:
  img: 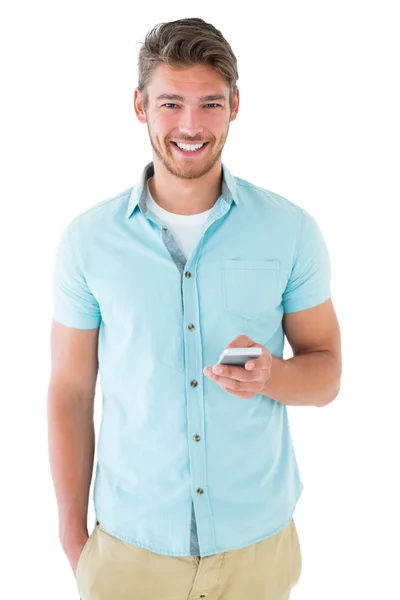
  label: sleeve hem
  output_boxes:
[52,314,101,329]
[283,294,331,314]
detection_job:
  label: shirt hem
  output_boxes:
[95,484,304,558]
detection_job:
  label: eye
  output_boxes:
[161,103,222,109]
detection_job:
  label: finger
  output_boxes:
[204,366,253,386]
[245,350,272,372]
[212,364,267,382]
[222,387,257,400]
[215,375,264,394]
[224,335,254,349]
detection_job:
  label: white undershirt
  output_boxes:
[146,177,214,260]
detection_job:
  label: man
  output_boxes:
[48,17,342,600]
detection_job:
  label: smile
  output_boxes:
[170,141,209,157]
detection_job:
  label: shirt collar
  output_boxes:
[126,161,239,219]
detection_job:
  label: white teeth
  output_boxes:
[176,142,204,151]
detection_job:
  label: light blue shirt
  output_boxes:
[52,161,331,557]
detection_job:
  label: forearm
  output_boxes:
[261,350,341,407]
[47,389,95,548]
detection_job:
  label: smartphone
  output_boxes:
[217,347,262,367]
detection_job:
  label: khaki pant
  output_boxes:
[76,517,302,600]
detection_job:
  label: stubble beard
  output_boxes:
[147,124,229,181]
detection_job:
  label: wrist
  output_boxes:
[261,355,286,399]
[59,523,88,553]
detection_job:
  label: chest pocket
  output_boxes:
[222,259,280,319]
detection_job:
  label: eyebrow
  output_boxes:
[156,93,227,103]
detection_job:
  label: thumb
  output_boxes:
[225,334,255,349]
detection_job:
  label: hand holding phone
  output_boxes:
[217,347,262,367]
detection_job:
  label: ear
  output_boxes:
[134,88,147,124]
[229,86,240,123]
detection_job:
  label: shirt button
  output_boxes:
[193,435,201,442]
[190,380,198,387]
[188,324,195,331]
[185,271,191,278]
[197,488,204,495]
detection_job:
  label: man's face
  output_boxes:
[135,64,239,180]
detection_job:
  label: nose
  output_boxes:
[178,107,204,138]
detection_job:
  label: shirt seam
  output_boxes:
[67,223,101,310]
[235,179,299,209]
[67,222,85,275]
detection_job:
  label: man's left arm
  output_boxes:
[261,298,342,407]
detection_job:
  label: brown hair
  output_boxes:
[137,18,239,112]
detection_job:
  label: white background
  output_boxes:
[1,1,399,598]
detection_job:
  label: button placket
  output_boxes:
[156,205,228,554]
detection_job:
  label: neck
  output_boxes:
[148,155,223,215]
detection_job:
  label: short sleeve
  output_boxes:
[52,224,101,329]
[282,209,331,314]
